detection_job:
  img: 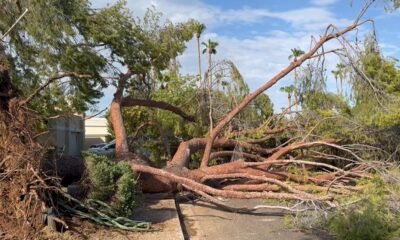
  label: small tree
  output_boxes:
[280,85,296,112]
[202,39,219,132]
[331,63,347,95]
[288,48,305,112]
[192,21,206,85]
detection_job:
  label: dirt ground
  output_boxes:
[27,198,183,240]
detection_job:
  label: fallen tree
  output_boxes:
[108,2,378,209]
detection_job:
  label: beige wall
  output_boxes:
[84,118,108,149]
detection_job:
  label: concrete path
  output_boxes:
[178,198,332,240]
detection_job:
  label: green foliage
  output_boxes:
[191,20,206,38]
[119,75,206,165]
[0,0,107,114]
[297,37,400,157]
[83,152,140,217]
[285,171,400,239]
[329,203,392,240]
[252,93,274,119]
[350,37,400,129]
[328,175,400,240]
[1,1,197,116]
[202,39,219,55]
[288,48,305,61]
[303,91,351,116]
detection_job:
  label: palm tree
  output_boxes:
[288,48,305,62]
[202,39,219,88]
[193,23,206,86]
[280,85,295,113]
[331,63,346,95]
[337,63,346,95]
[202,39,219,131]
[331,69,340,95]
[288,48,305,111]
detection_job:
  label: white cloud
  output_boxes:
[265,8,352,31]
[91,0,351,111]
[92,0,350,31]
[177,31,345,111]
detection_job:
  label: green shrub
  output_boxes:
[285,173,400,240]
[328,202,391,240]
[82,152,140,216]
[328,176,400,240]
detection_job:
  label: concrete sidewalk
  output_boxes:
[178,198,332,240]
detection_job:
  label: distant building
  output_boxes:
[84,117,109,149]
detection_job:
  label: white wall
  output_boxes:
[84,117,109,149]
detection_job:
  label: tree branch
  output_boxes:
[21,72,92,105]
[266,139,336,161]
[169,138,273,167]
[121,97,195,122]
[84,107,108,120]
[133,164,334,202]
[200,17,368,168]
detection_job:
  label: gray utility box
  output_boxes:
[47,116,84,157]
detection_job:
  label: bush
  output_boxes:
[82,152,140,216]
[285,173,400,240]
[328,176,400,240]
[328,202,391,240]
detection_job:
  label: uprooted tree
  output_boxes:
[1,0,400,238]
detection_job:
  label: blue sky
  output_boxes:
[91,0,400,112]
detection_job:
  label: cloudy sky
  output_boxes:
[91,0,400,112]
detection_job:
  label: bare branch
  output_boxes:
[1,8,29,41]
[84,107,108,120]
[21,72,92,105]
[200,17,368,168]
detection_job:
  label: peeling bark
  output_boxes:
[169,138,273,167]
[110,72,131,158]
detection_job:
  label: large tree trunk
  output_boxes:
[110,73,131,158]
[110,98,129,158]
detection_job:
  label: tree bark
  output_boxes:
[169,137,273,167]
[110,72,131,158]
[110,98,129,158]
